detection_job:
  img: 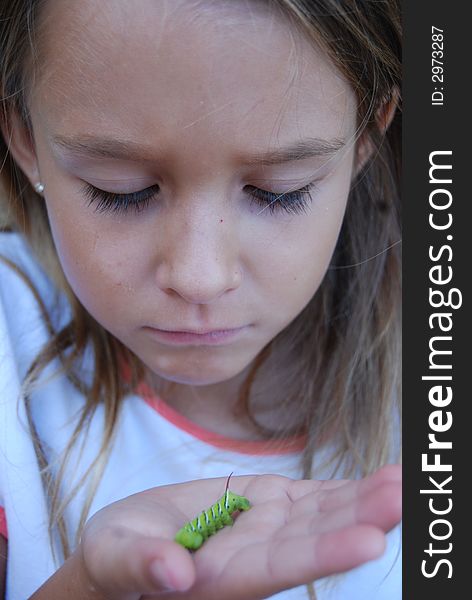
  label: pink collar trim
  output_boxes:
[135,380,306,456]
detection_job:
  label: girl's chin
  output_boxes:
[146,364,244,387]
[137,346,257,387]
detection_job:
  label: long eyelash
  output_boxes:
[246,184,316,216]
[82,183,160,214]
[81,182,315,216]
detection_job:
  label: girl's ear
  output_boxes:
[354,88,400,175]
[0,109,41,187]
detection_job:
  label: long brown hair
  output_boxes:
[0,0,401,567]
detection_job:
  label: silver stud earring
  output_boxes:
[34,182,45,194]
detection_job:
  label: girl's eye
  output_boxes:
[82,181,316,216]
[245,183,316,216]
[82,182,160,214]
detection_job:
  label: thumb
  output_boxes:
[144,537,196,593]
[82,535,196,598]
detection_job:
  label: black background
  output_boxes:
[403,1,469,597]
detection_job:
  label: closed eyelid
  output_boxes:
[247,157,340,186]
[83,176,154,184]
[249,175,322,185]
[80,179,316,217]
[80,177,158,194]
[247,174,325,194]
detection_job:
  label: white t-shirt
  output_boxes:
[0,232,401,599]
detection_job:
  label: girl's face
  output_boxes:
[16,0,358,386]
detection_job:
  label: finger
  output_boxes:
[267,525,387,589]
[317,465,402,515]
[290,464,402,519]
[83,533,196,596]
[282,480,402,540]
[214,524,387,599]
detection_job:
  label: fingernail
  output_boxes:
[149,559,176,591]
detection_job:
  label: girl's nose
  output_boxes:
[154,211,242,305]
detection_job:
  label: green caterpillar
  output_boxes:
[175,475,251,550]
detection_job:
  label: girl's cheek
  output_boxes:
[43,198,118,302]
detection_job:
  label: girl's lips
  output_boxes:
[144,326,249,346]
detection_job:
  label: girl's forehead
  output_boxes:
[33,0,356,150]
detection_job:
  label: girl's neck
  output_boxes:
[145,345,305,441]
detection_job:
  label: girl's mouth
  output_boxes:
[143,326,249,346]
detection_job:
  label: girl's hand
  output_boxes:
[79,465,401,600]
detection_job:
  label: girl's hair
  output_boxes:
[0,0,401,564]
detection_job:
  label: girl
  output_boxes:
[0,0,402,598]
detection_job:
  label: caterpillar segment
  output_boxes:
[175,489,251,550]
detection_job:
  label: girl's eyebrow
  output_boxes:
[51,134,346,164]
[244,137,346,165]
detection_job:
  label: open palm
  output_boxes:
[80,465,401,600]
